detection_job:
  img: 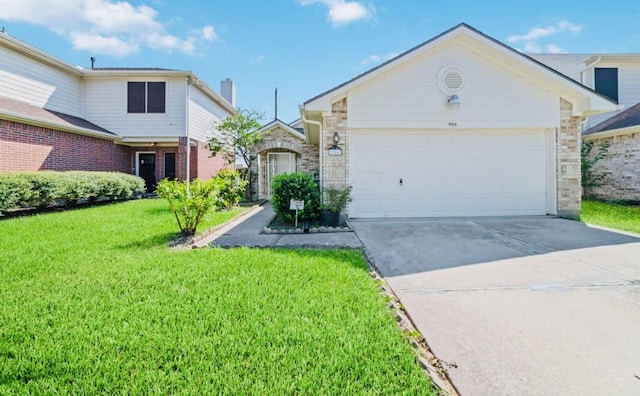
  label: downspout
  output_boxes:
[579,56,602,131]
[185,76,192,193]
[299,106,323,193]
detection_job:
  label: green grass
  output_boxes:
[0,199,434,394]
[581,200,640,234]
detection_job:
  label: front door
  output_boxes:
[137,153,156,192]
[267,152,294,198]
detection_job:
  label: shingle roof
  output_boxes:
[0,97,115,135]
[584,102,640,135]
[90,67,177,71]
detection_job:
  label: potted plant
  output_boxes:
[320,185,352,227]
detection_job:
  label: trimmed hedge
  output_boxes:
[0,171,145,214]
[271,172,320,223]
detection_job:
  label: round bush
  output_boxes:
[271,172,320,223]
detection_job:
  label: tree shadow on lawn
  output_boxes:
[117,232,177,250]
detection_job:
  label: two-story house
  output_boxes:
[532,54,640,200]
[0,31,236,191]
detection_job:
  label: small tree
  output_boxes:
[207,109,263,200]
[156,178,221,236]
[581,140,610,198]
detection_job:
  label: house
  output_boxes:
[0,31,236,191]
[531,53,640,200]
[264,23,618,219]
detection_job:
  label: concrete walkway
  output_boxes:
[208,202,362,249]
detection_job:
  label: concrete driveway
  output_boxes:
[351,217,640,396]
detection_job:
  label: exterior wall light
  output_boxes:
[328,131,342,156]
[448,94,461,106]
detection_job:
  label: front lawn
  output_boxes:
[581,200,640,234]
[0,199,434,394]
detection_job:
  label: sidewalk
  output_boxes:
[206,202,362,249]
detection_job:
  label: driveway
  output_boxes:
[351,217,640,396]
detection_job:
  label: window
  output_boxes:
[127,82,166,113]
[594,68,618,102]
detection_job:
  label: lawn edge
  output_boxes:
[583,222,640,238]
[362,249,460,396]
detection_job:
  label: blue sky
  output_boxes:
[2,0,639,122]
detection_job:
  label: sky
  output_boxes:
[1,0,639,123]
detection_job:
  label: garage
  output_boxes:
[349,129,551,218]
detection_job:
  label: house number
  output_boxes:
[448,122,457,127]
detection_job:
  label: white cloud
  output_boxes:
[0,0,217,57]
[201,25,217,41]
[359,52,397,67]
[250,54,265,64]
[508,20,581,54]
[299,0,373,26]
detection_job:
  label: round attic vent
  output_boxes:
[437,67,465,94]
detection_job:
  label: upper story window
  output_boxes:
[127,82,166,113]
[594,68,618,102]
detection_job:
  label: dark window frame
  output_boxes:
[127,81,166,114]
[594,68,619,102]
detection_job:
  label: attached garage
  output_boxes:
[349,129,553,218]
[299,24,618,220]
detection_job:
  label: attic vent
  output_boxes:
[437,66,465,94]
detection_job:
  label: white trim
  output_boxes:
[0,111,119,141]
[546,128,558,215]
[135,151,155,177]
[259,119,305,141]
[582,125,640,141]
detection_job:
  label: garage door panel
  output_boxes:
[349,130,549,218]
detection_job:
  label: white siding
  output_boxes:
[0,45,81,115]
[84,76,186,138]
[348,44,559,130]
[529,54,589,82]
[587,62,640,127]
[188,86,232,142]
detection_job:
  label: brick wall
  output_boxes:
[251,126,319,199]
[195,140,228,180]
[557,98,582,219]
[586,132,640,200]
[321,98,348,189]
[0,119,131,173]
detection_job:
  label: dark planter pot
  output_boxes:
[321,210,340,227]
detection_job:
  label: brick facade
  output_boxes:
[585,132,640,200]
[557,98,583,219]
[0,119,132,173]
[251,126,319,199]
[1,119,225,188]
[321,98,349,189]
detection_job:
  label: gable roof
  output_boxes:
[303,23,617,112]
[583,102,640,139]
[258,119,305,140]
[0,97,117,140]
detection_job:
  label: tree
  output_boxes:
[207,109,263,200]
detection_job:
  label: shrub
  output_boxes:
[271,172,320,223]
[581,140,610,198]
[156,178,221,236]
[0,171,145,215]
[215,168,247,209]
[322,185,352,213]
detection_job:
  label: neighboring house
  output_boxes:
[581,103,640,200]
[0,31,236,191]
[284,23,618,219]
[531,53,640,200]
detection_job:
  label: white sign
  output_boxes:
[289,199,304,210]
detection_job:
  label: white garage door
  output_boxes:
[349,130,549,218]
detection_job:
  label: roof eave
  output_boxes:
[583,125,640,140]
[0,111,120,141]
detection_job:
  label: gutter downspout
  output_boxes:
[579,56,602,131]
[185,76,193,193]
[299,105,323,194]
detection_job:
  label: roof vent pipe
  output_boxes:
[90,57,96,69]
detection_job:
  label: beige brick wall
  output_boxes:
[557,98,582,219]
[586,132,640,200]
[321,98,349,189]
[250,126,319,200]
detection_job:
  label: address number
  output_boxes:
[448,122,458,127]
